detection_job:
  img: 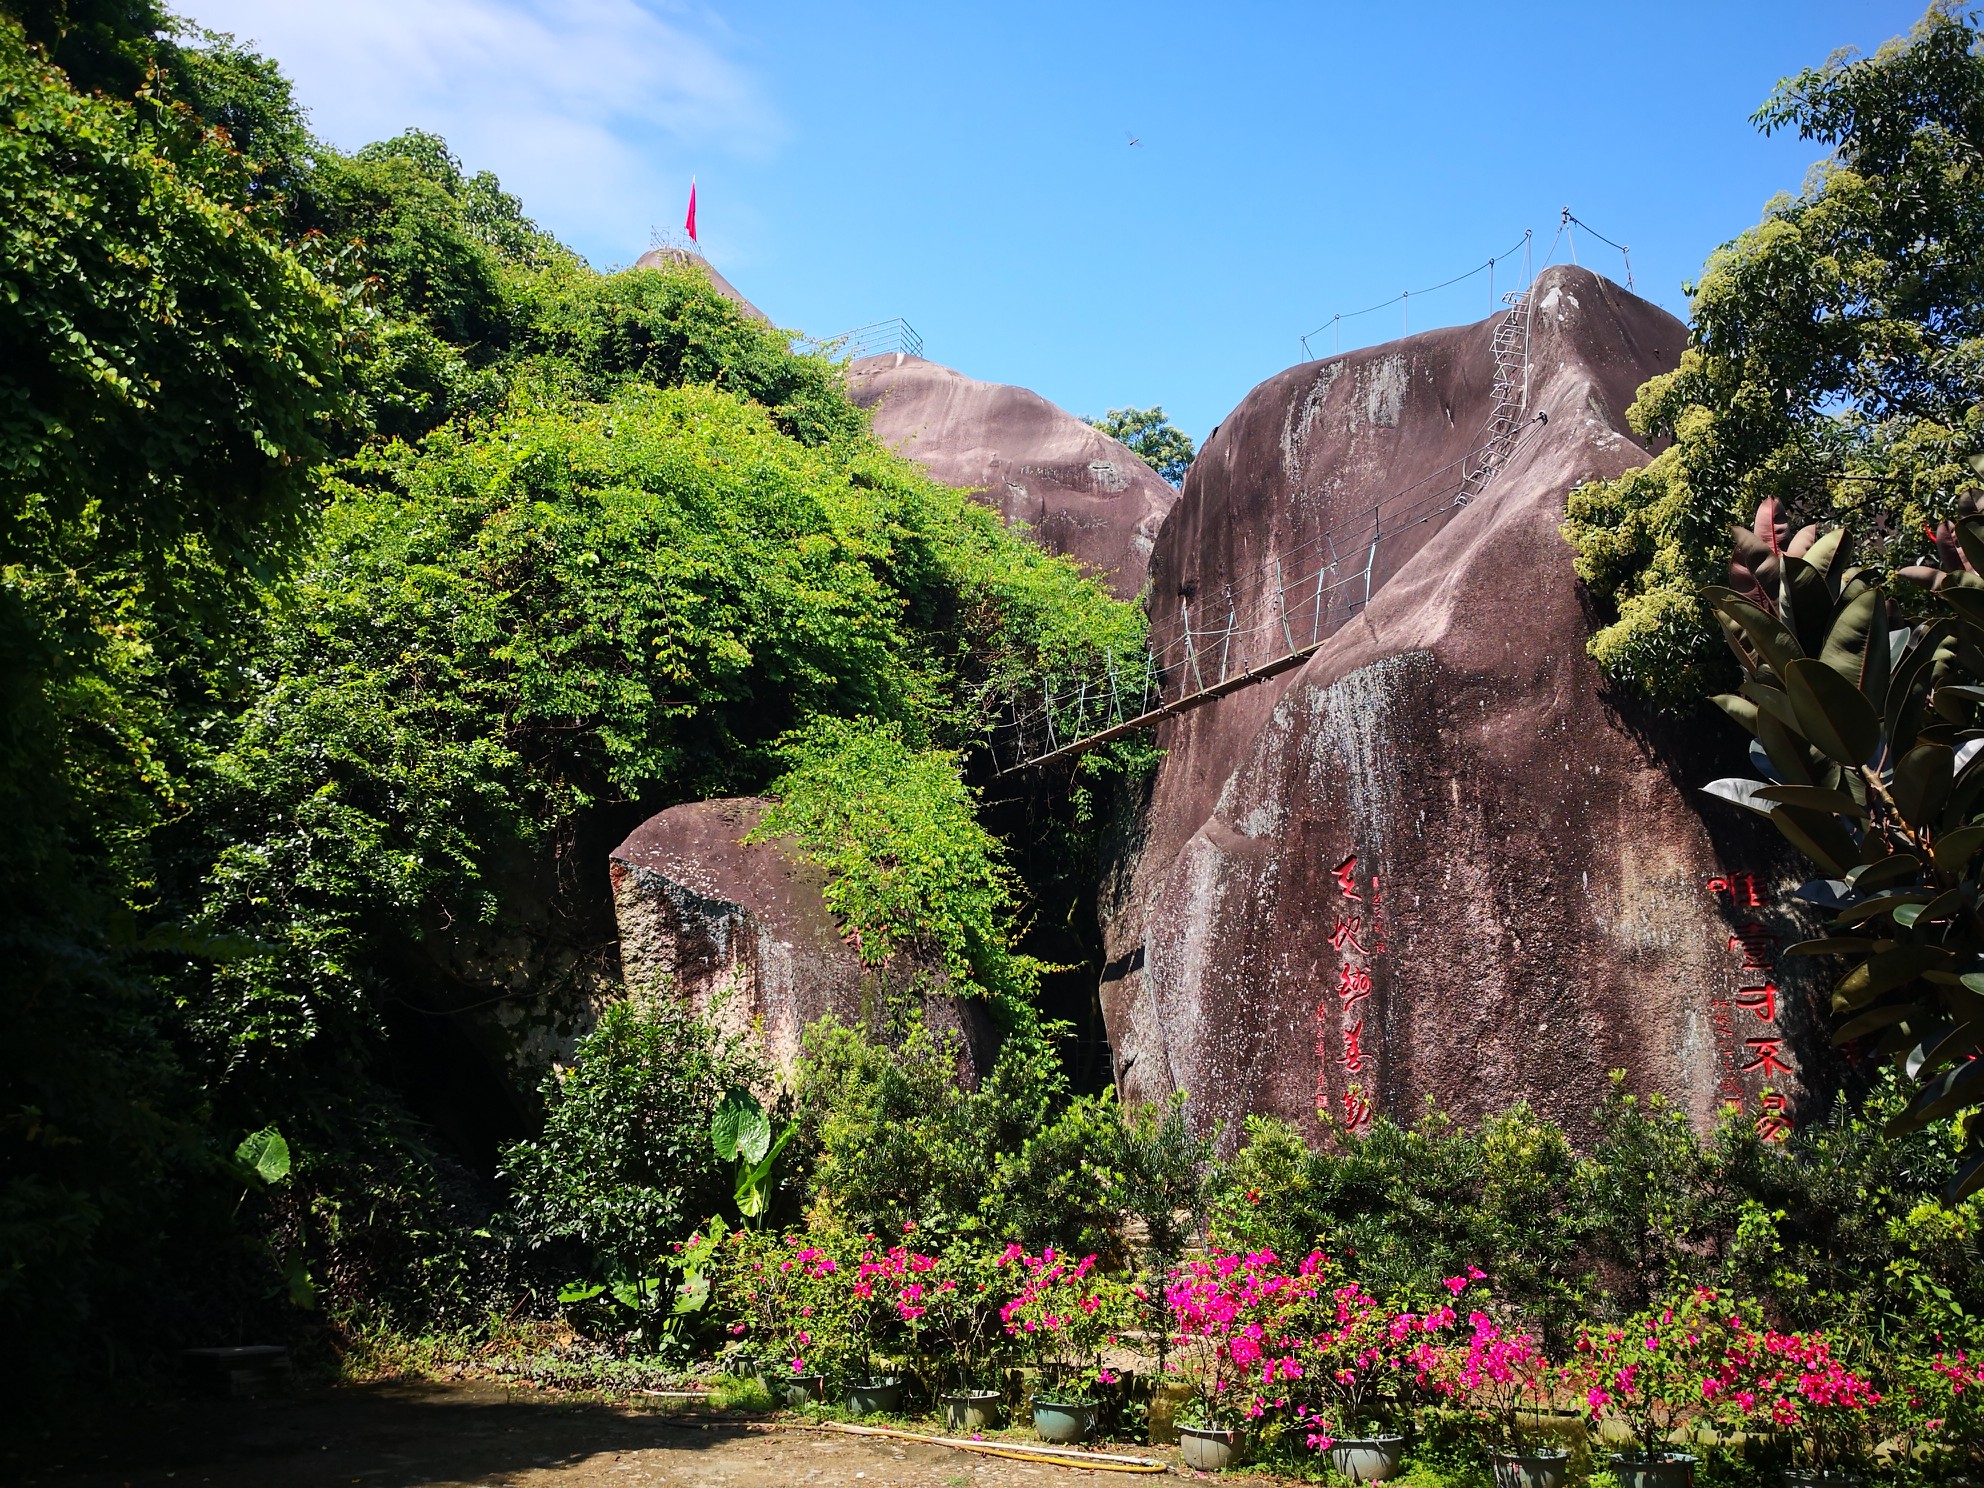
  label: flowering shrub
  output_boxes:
[1718,1325,1881,1470]
[1568,1287,1751,1460]
[845,1232,940,1382]
[714,1227,847,1379]
[921,1242,1019,1392]
[1430,1306,1554,1451]
[1281,1256,1469,1443]
[1165,1250,1304,1430]
[999,1245,1127,1403]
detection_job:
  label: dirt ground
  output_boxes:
[5,1381,1227,1488]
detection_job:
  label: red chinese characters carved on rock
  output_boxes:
[1317,854,1381,1133]
[1706,872,1791,1143]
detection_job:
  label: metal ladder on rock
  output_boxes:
[1454,290,1533,507]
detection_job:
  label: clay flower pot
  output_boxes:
[1179,1424,1248,1471]
[1031,1398,1098,1443]
[1491,1447,1571,1488]
[1609,1452,1699,1488]
[843,1376,905,1416]
[1328,1435,1407,1482]
[940,1391,1002,1433]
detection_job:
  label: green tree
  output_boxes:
[1085,405,1195,486]
[500,995,759,1292]
[1563,3,1984,710]
[0,11,355,1393]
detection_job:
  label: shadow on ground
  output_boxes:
[4,1380,1172,1487]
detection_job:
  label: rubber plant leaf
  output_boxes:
[1832,1003,1921,1044]
[1778,555,1834,658]
[1818,586,1888,704]
[1772,803,1861,878]
[1831,945,1947,1014]
[1893,741,1956,826]
[1932,824,1984,874]
[1784,658,1882,767]
[1702,778,1777,817]
[1754,784,1867,818]
[1710,592,1802,675]
[1783,937,1884,957]
[1845,854,1924,894]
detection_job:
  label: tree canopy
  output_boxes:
[1563,2,1984,710]
[1084,405,1195,487]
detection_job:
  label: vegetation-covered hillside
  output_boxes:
[0,0,1142,1395]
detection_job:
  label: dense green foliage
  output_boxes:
[1084,404,1195,487]
[500,997,759,1293]
[1564,3,1984,709]
[0,0,1149,1399]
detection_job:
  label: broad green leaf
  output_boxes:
[1784,937,1884,957]
[1846,854,1923,893]
[1773,803,1861,877]
[1893,741,1956,825]
[1832,1003,1920,1043]
[1784,658,1882,767]
[1702,778,1777,817]
[1932,823,1984,873]
[234,1127,292,1186]
[711,1087,771,1165]
[1713,593,1802,673]
[1818,587,1886,703]
[1832,945,1947,1012]
[1778,556,1833,658]
[1754,784,1866,818]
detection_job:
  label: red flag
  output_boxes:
[684,178,698,242]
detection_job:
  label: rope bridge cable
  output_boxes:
[1552,207,1633,290]
[986,282,1550,778]
[1300,230,1532,359]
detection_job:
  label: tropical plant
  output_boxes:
[711,1087,798,1228]
[1699,503,1984,1198]
[1434,1308,1555,1451]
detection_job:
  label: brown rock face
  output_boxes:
[610,798,995,1079]
[1102,266,1814,1148]
[846,356,1178,599]
[631,247,769,323]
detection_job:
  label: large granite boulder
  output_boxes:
[1101,266,1813,1148]
[846,356,1178,599]
[610,798,996,1079]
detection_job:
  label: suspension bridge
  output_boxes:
[985,278,1549,779]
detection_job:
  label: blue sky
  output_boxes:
[185,0,1931,442]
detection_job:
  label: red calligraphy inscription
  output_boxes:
[1742,1037,1793,1079]
[1706,871,1794,1136]
[1342,1020,1366,1075]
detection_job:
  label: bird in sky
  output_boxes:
[1127,132,1142,147]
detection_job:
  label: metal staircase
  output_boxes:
[1454,291,1532,507]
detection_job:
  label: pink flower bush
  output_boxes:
[1280,1252,1468,1443]
[1166,1249,1304,1430]
[999,1246,1127,1403]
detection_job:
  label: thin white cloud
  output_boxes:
[177,0,778,264]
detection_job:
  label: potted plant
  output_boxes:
[1165,1250,1301,1471]
[715,1229,839,1407]
[1000,1245,1125,1443]
[840,1235,937,1416]
[925,1242,1013,1433]
[1567,1288,1741,1488]
[1717,1325,1880,1486]
[1283,1254,1459,1482]
[1438,1307,1568,1488]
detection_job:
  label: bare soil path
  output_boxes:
[6,1382,1227,1488]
